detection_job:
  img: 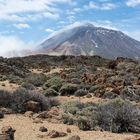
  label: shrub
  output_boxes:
[43,77,64,91]
[89,85,100,93]
[71,78,81,84]
[60,83,78,96]
[135,88,140,96]
[50,85,60,92]
[76,116,91,131]
[0,90,12,108]
[0,75,7,81]
[61,113,75,125]
[21,82,35,90]
[90,66,97,72]
[62,101,84,115]
[120,87,140,102]
[61,99,140,133]
[8,75,22,84]
[96,98,140,133]
[44,88,59,97]
[0,88,59,113]
[102,92,118,99]
[25,73,46,87]
[75,89,88,97]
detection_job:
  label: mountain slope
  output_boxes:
[38,23,140,59]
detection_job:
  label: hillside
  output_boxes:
[38,23,140,59]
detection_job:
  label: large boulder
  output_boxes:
[48,130,67,138]
[1,126,16,140]
[24,100,41,112]
[39,127,48,132]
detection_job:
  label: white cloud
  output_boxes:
[73,8,82,12]
[0,35,34,57]
[46,21,117,40]
[13,23,30,29]
[86,1,117,10]
[126,0,140,7]
[43,12,59,20]
[45,28,54,33]
[0,0,76,22]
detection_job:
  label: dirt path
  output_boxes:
[0,115,139,140]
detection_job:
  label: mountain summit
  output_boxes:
[38,23,140,59]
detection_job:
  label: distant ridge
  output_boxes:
[38,23,140,60]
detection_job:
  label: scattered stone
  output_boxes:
[0,108,13,114]
[48,130,67,138]
[33,111,48,119]
[33,107,60,122]
[24,100,41,112]
[66,128,71,133]
[39,127,48,132]
[86,94,92,98]
[68,135,81,140]
[24,111,34,118]
[33,118,43,124]
[0,111,4,119]
[1,126,16,140]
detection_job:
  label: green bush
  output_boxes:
[89,85,100,93]
[75,89,88,97]
[95,98,140,133]
[43,76,64,91]
[60,83,78,96]
[61,113,75,125]
[102,92,118,99]
[0,88,59,113]
[25,73,46,87]
[61,99,140,133]
[62,101,84,115]
[8,75,22,84]
[44,88,59,97]
[21,82,35,90]
[76,116,91,131]
[120,87,140,102]
[0,75,7,81]
[71,78,81,84]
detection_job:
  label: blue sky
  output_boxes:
[0,0,140,55]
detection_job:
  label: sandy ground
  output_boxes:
[0,80,19,92]
[0,115,139,140]
[58,96,106,104]
[30,68,73,75]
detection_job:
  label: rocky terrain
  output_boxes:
[0,55,140,140]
